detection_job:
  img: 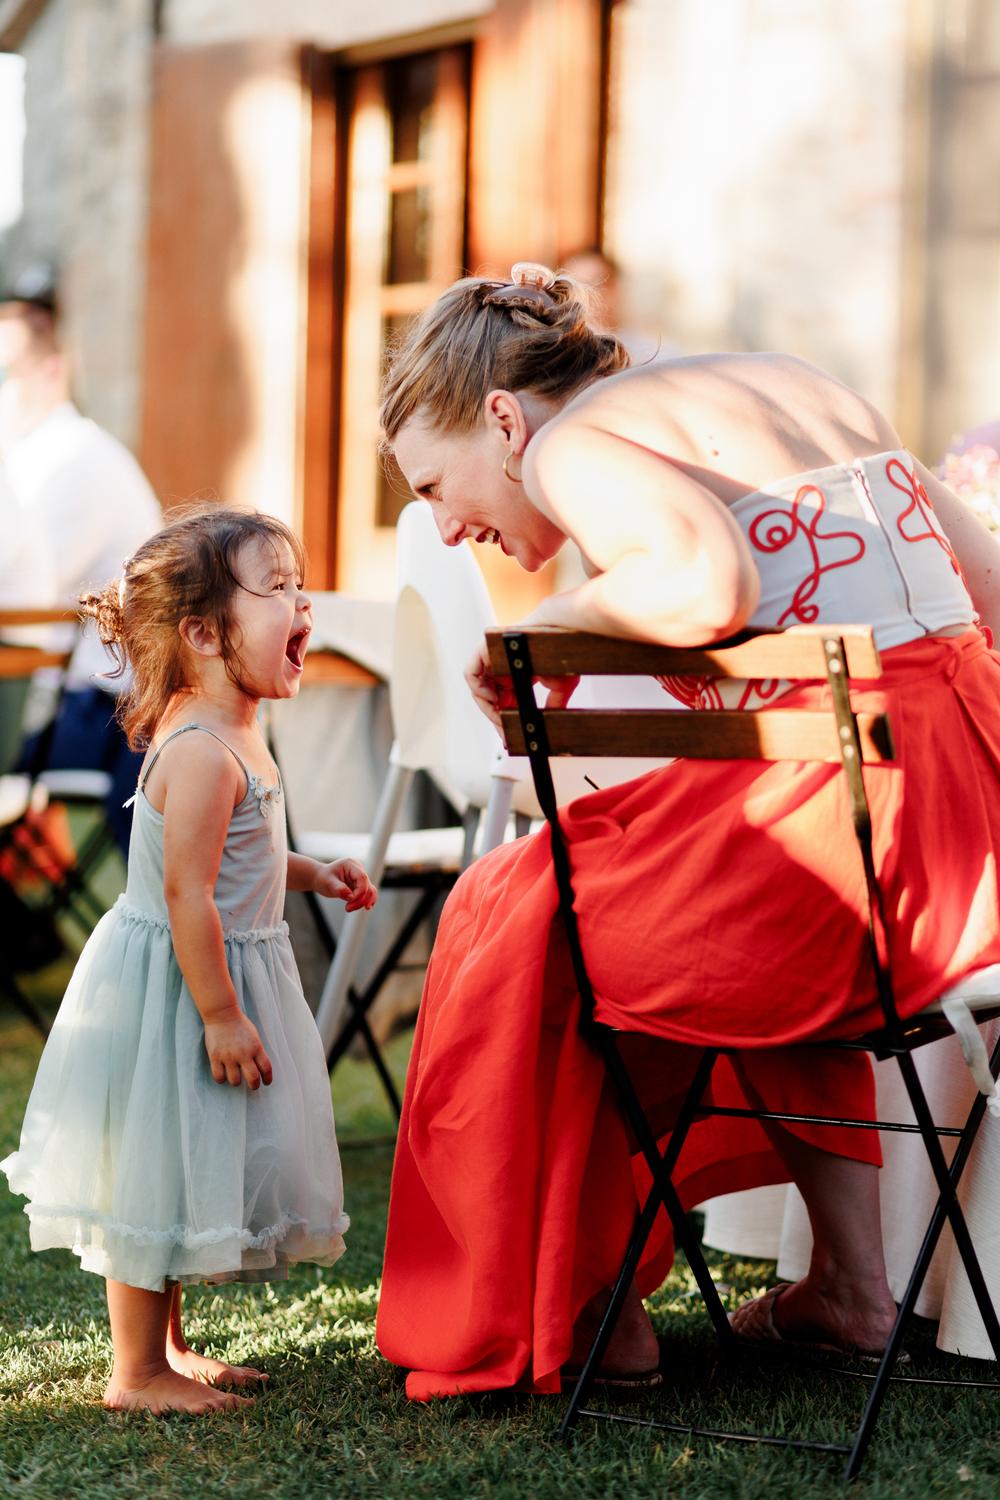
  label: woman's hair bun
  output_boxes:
[379,260,630,439]
[482,286,558,319]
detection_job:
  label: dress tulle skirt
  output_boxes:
[2,900,348,1292]
[377,631,1000,1398]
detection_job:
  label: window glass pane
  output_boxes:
[387,185,432,284]
[376,314,417,528]
[389,54,437,164]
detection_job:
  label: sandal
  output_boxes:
[729,1283,909,1366]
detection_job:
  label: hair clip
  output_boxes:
[118,558,131,609]
[511,262,555,290]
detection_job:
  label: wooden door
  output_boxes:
[334,47,469,598]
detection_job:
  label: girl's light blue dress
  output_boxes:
[1,724,348,1292]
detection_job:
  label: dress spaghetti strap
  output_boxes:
[124,723,252,808]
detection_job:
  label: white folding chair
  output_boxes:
[298,505,677,1114]
[298,503,512,1110]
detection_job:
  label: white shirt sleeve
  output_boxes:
[0,459,57,608]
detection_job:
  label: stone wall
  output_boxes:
[605,0,909,430]
[161,0,491,49]
[8,0,480,449]
[7,0,153,447]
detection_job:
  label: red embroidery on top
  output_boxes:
[885,458,960,575]
[656,674,723,710]
[655,672,783,712]
[746,483,867,628]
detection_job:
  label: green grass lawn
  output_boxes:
[3,943,1000,1496]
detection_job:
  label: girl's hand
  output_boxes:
[204,1014,274,1090]
[313,859,378,912]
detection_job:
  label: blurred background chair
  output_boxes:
[290,502,678,1116]
[292,502,517,1113]
[0,607,120,943]
[0,606,90,1032]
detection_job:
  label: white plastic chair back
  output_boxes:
[390,502,503,810]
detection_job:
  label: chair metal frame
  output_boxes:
[0,608,82,1033]
[491,621,1000,1481]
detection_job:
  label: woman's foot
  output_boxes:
[731,1275,897,1356]
[567,1281,660,1377]
[103,1365,254,1414]
[167,1347,268,1388]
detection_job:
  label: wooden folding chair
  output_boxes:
[0,606,120,934]
[488,622,1000,1480]
[0,607,83,1034]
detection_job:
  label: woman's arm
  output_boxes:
[523,419,761,645]
[161,738,273,1090]
[913,458,1000,640]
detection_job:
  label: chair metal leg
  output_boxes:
[562,1044,736,1440]
[844,1040,1000,1480]
[352,1008,403,1119]
[0,971,49,1038]
[597,1037,734,1346]
[896,1050,1000,1358]
[479,775,514,855]
[16,812,109,933]
[325,883,444,1070]
[559,1191,669,1439]
[314,761,415,1051]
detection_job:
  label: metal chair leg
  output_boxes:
[1,972,50,1038]
[559,1192,667,1439]
[844,1040,1000,1479]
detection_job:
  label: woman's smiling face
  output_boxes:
[393,407,566,573]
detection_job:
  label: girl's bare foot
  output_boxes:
[167,1347,268,1388]
[568,1281,660,1376]
[103,1365,254,1414]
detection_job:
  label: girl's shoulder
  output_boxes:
[139,721,248,815]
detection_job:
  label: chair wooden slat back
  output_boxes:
[485,623,892,768]
[486,621,882,682]
[0,608,79,679]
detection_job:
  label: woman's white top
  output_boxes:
[663,449,977,711]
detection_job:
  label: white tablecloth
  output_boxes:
[701,1027,1000,1359]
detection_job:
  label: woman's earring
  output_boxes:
[502,451,523,484]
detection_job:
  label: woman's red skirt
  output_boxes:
[376,631,1000,1399]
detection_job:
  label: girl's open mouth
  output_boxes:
[285,628,309,672]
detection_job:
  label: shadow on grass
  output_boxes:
[5,1008,1000,1497]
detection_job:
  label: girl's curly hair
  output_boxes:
[79,503,305,749]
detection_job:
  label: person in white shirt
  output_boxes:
[0,456,57,773]
[0,268,161,853]
[0,456,55,614]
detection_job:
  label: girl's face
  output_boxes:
[227,537,312,699]
[393,410,566,573]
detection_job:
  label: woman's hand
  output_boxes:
[313,858,378,912]
[465,638,505,729]
[465,637,579,734]
[204,1013,273,1090]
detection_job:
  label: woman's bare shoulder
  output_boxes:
[555,351,899,464]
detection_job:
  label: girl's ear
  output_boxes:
[178,615,221,658]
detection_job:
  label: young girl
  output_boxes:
[1,506,376,1415]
